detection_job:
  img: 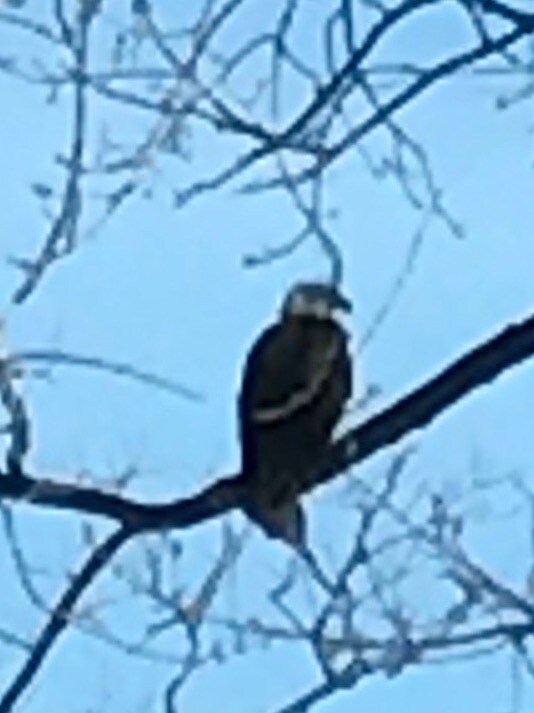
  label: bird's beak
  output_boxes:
[332,289,352,313]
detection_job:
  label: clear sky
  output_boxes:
[0,2,534,712]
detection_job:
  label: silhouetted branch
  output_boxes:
[319,310,534,487]
[178,1,534,204]
[0,362,30,478]
[0,306,531,713]
[0,526,130,713]
[274,616,534,713]
[1,310,533,530]
[8,349,203,401]
[1,4,534,712]
[0,309,530,711]
[11,3,94,304]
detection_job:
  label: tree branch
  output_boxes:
[0,526,130,713]
[318,310,534,487]
[1,311,534,529]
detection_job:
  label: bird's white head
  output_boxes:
[281,282,352,320]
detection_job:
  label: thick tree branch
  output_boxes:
[1,311,534,529]
[317,310,534,487]
[481,0,534,26]
[1,268,533,713]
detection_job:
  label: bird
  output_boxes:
[238,282,352,547]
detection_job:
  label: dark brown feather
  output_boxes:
[239,315,351,510]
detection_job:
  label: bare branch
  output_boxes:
[0,310,532,535]
[11,2,95,304]
[7,349,203,402]
[0,526,130,713]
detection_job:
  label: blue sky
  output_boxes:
[1,2,534,712]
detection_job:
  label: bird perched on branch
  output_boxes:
[238,282,352,547]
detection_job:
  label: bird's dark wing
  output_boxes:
[239,318,349,425]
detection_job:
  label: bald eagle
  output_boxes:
[238,283,352,546]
